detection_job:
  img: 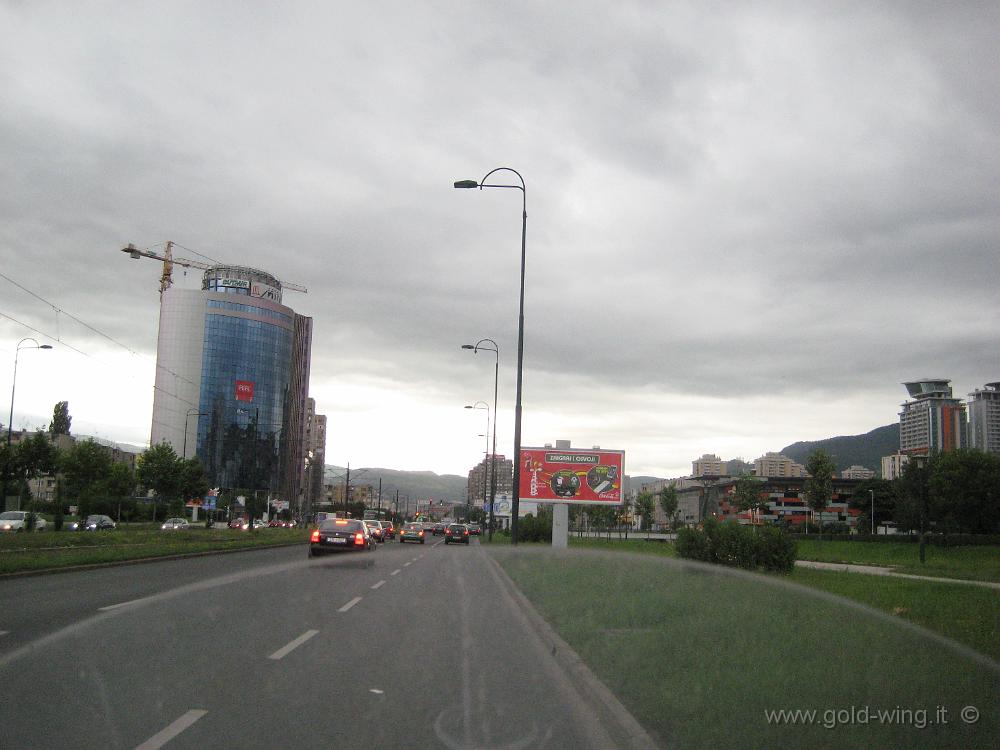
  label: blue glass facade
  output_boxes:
[196,310,294,492]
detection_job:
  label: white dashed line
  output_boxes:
[338,596,363,612]
[390,569,401,576]
[371,580,386,590]
[134,709,207,750]
[403,562,412,567]
[0,630,8,637]
[268,629,319,660]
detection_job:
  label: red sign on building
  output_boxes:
[518,447,625,505]
[235,380,255,402]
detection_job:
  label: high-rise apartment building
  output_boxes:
[881,452,909,480]
[753,452,807,478]
[467,454,513,505]
[898,379,966,456]
[302,398,327,513]
[968,382,1000,455]
[840,465,875,480]
[150,265,314,512]
[692,454,725,476]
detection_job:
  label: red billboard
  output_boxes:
[235,380,255,402]
[518,447,625,505]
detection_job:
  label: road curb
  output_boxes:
[0,541,306,580]
[485,552,660,750]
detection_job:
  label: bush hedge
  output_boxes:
[677,519,796,574]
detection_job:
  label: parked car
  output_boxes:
[309,518,375,556]
[161,518,190,530]
[398,522,426,544]
[0,510,47,532]
[444,523,470,545]
[83,514,115,531]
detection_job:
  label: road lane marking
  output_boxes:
[403,562,412,567]
[134,709,207,750]
[268,629,319,660]
[371,580,386,589]
[0,630,8,637]
[338,596,362,612]
[390,569,401,576]
[99,598,148,612]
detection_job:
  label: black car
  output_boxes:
[83,514,116,531]
[432,522,446,536]
[444,523,470,544]
[309,519,375,556]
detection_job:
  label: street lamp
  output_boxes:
[4,339,52,507]
[465,401,489,528]
[455,168,526,544]
[462,339,499,540]
[869,489,875,536]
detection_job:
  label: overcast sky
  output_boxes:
[1,1,997,479]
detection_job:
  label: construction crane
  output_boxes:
[121,241,308,296]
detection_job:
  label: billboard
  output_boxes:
[518,447,625,505]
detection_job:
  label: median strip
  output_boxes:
[268,629,319,660]
[338,596,362,612]
[134,709,207,750]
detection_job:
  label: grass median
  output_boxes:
[494,548,999,750]
[0,527,309,574]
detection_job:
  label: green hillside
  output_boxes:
[781,423,899,476]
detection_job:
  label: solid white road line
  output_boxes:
[371,580,386,589]
[390,569,401,576]
[338,596,363,612]
[134,709,207,750]
[268,629,319,660]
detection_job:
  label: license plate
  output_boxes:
[328,537,347,544]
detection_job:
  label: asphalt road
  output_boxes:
[0,536,623,749]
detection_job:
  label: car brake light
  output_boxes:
[419,531,424,536]
[355,533,365,545]
[464,530,469,535]
[310,530,320,542]
[445,529,452,535]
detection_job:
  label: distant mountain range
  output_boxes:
[322,424,902,501]
[781,423,899,475]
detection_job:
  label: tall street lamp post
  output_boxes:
[183,408,209,460]
[462,339,499,540]
[869,489,875,536]
[464,402,489,526]
[455,168,526,544]
[4,339,52,508]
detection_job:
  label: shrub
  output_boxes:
[676,521,796,574]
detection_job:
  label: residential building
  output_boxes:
[968,381,1000,455]
[881,452,909,480]
[840,465,875,480]
[691,454,725,477]
[148,265,314,514]
[301,398,327,514]
[753,452,807,478]
[899,379,966,456]
[467,454,513,505]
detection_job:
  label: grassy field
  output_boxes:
[793,539,1000,582]
[495,548,999,750]
[0,527,308,574]
[790,567,1000,661]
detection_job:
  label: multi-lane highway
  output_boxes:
[0,538,627,749]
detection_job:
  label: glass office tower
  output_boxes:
[150,265,312,508]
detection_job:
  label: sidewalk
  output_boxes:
[795,559,1000,590]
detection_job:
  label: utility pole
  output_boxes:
[378,478,382,510]
[343,462,350,517]
[394,489,399,518]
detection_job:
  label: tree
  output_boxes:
[732,473,765,524]
[60,439,113,518]
[137,442,184,521]
[927,449,1000,534]
[804,449,836,533]
[49,401,72,437]
[896,456,934,563]
[634,491,655,531]
[658,483,679,530]
[849,478,897,534]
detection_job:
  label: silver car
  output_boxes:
[0,510,47,532]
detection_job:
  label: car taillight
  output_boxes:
[464,530,469,535]
[446,529,452,535]
[355,533,365,545]
[419,531,424,536]
[310,530,320,542]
